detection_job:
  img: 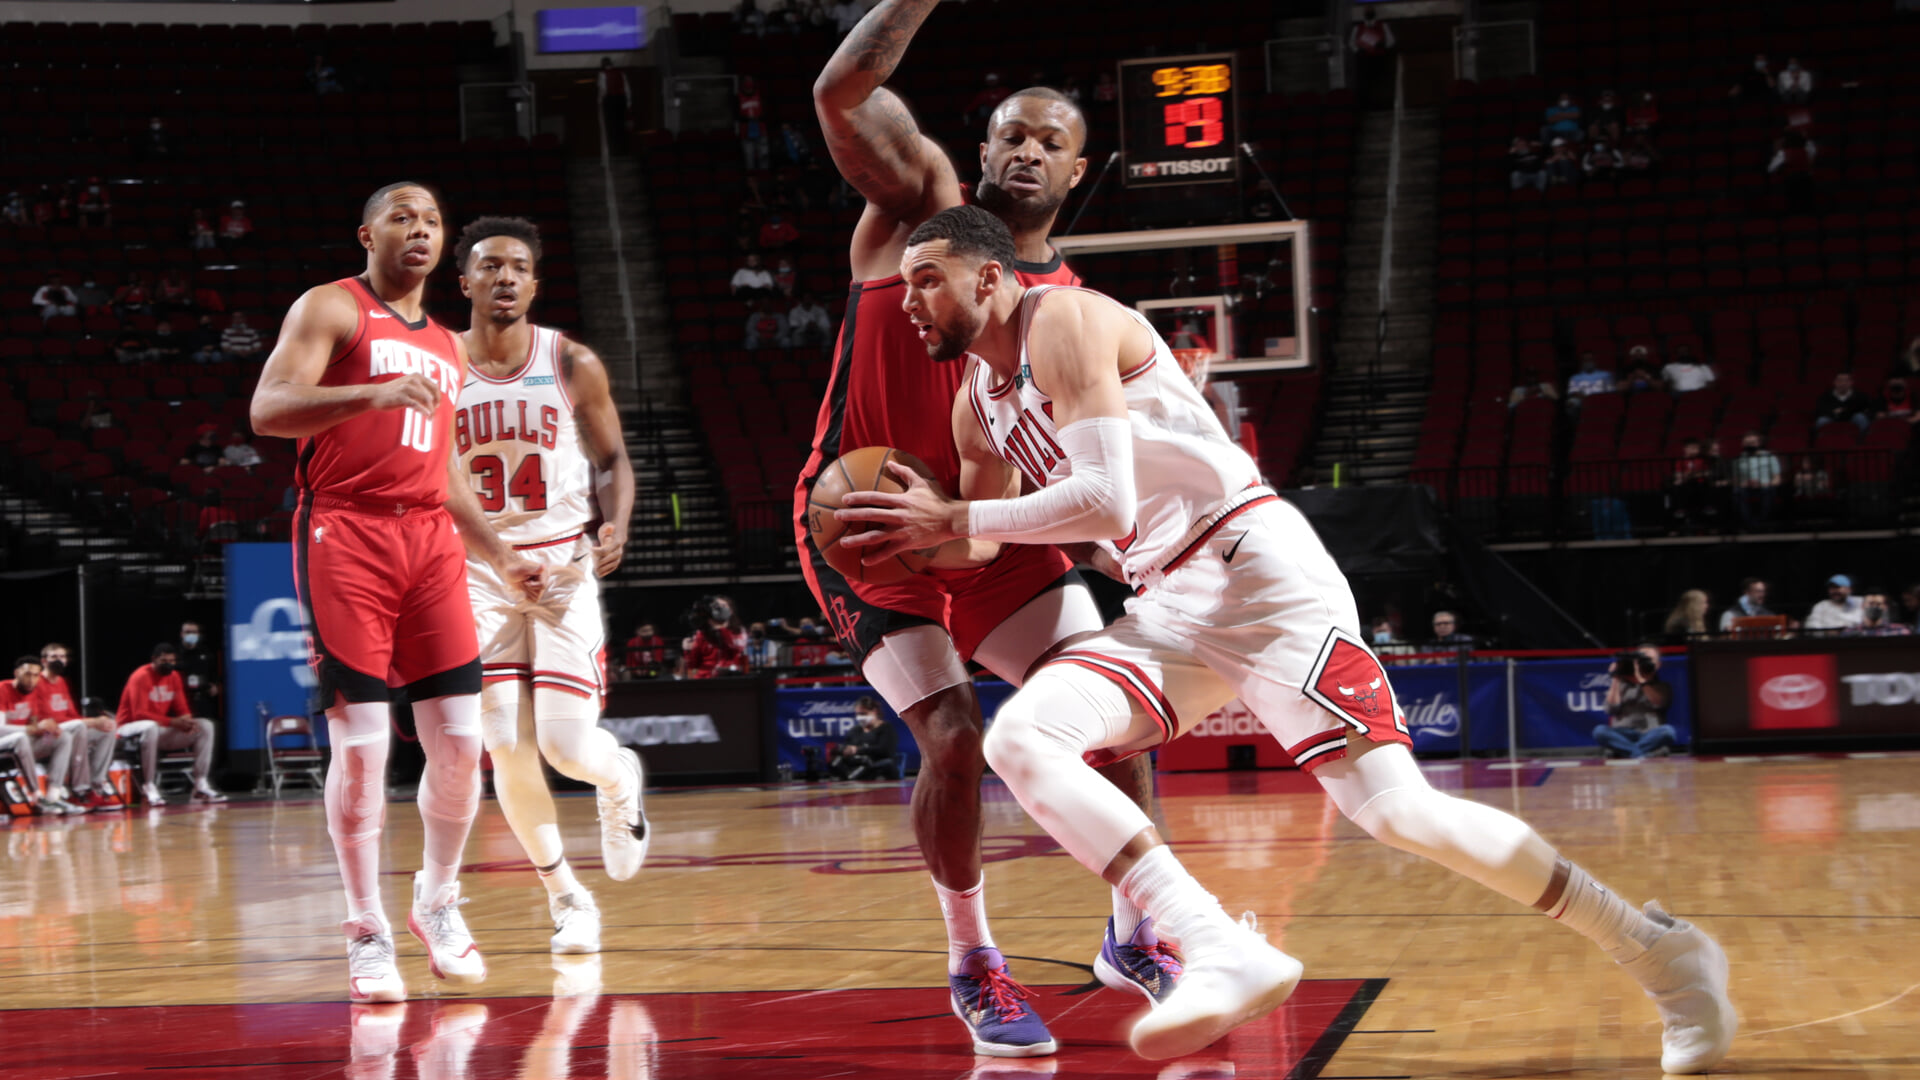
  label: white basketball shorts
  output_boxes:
[469,532,608,704]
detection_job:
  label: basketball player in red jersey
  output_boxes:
[800,0,1175,1055]
[251,182,545,1003]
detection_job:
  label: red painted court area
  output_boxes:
[10,978,1381,1080]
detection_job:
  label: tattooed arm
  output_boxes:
[813,0,963,274]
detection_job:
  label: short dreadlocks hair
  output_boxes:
[453,215,544,271]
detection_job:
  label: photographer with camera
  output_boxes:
[831,696,902,781]
[1593,644,1677,759]
[681,595,750,679]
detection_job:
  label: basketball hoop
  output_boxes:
[1172,347,1214,390]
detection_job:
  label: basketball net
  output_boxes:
[1172,347,1214,391]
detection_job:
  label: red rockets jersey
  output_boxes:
[294,276,466,506]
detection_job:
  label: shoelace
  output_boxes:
[974,964,1035,1023]
[349,932,396,977]
[421,896,472,945]
[1140,940,1185,979]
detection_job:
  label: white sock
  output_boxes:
[418,860,461,908]
[1113,886,1146,941]
[347,894,385,926]
[1543,861,1663,961]
[933,876,995,972]
[537,857,583,899]
[1118,846,1237,954]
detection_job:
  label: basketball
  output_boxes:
[806,445,943,586]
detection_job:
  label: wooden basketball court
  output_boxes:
[7,753,1917,1078]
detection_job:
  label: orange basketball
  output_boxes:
[805,445,943,586]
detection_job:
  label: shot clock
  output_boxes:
[1118,52,1241,188]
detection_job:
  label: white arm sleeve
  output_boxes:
[965,416,1136,544]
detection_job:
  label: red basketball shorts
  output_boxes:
[293,496,481,704]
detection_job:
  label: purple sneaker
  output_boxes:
[1094,917,1185,1005]
[949,947,1058,1057]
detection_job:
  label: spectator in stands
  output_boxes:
[219,200,253,242]
[831,0,864,34]
[1348,7,1398,109]
[788,293,832,348]
[1721,578,1775,632]
[2,190,26,226]
[1620,132,1659,176]
[140,116,170,160]
[735,0,767,35]
[1582,140,1624,181]
[1768,130,1817,214]
[1587,90,1623,145]
[220,311,263,361]
[1791,453,1831,505]
[745,622,784,669]
[1596,644,1676,758]
[1542,92,1583,143]
[962,71,1013,127]
[773,255,797,297]
[1805,574,1864,632]
[1730,54,1774,99]
[1430,611,1474,648]
[731,252,775,297]
[190,209,217,250]
[223,430,263,469]
[156,268,194,313]
[1776,57,1813,104]
[112,326,150,365]
[789,621,836,666]
[622,622,674,680]
[1508,368,1560,407]
[780,121,813,167]
[176,620,220,720]
[1850,589,1912,636]
[307,54,343,95]
[1814,372,1874,432]
[1625,90,1660,137]
[0,657,84,814]
[682,595,750,678]
[737,76,770,170]
[81,398,114,431]
[1621,346,1661,392]
[33,643,120,811]
[147,322,184,364]
[76,178,111,228]
[182,425,223,471]
[32,272,78,321]
[70,275,108,317]
[188,314,225,363]
[1881,377,1920,426]
[758,210,800,251]
[743,299,790,349]
[117,643,223,804]
[1732,431,1782,527]
[1565,352,1615,406]
[1662,345,1716,393]
[832,698,901,780]
[1508,136,1547,191]
[598,57,632,145]
[1546,138,1581,186]
[1670,439,1712,529]
[113,272,153,319]
[1663,589,1712,642]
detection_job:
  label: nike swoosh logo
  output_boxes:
[1223,532,1248,564]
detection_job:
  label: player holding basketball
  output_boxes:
[451,215,648,956]
[803,0,1178,1055]
[840,206,1737,1071]
[251,182,544,1002]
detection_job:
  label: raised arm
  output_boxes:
[249,284,438,438]
[563,340,636,577]
[813,0,962,240]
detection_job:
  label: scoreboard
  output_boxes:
[1117,52,1240,188]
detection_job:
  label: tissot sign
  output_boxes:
[1693,639,1920,748]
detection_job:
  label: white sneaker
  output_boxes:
[550,891,602,954]
[407,874,488,985]
[1617,902,1737,1074]
[192,782,228,803]
[344,914,407,1003]
[141,782,166,806]
[597,748,650,882]
[1129,914,1303,1062]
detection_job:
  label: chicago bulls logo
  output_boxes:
[1303,628,1408,736]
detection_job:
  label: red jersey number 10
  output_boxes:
[400,410,435,453]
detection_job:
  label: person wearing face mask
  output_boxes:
[33,642,123,810]
[115,643,224,805]
[176,620,221,720]
[1849,589,1912,637]
[681,596,750,678]
[1367,616,1415,661]
[832,697,902,780]
[745,622,785,669]
[77,178,112,228]
[0,657,86,815]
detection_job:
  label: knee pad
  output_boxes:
[481,680,529,752]
[329,732,389,844]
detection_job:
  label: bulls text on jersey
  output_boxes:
[453,400,560,454]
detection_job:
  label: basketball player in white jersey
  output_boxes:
[451,216,647,955]
[838,206,1737,1071]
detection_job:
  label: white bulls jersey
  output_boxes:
[455,324,595,546]
[966,284,1263,589]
